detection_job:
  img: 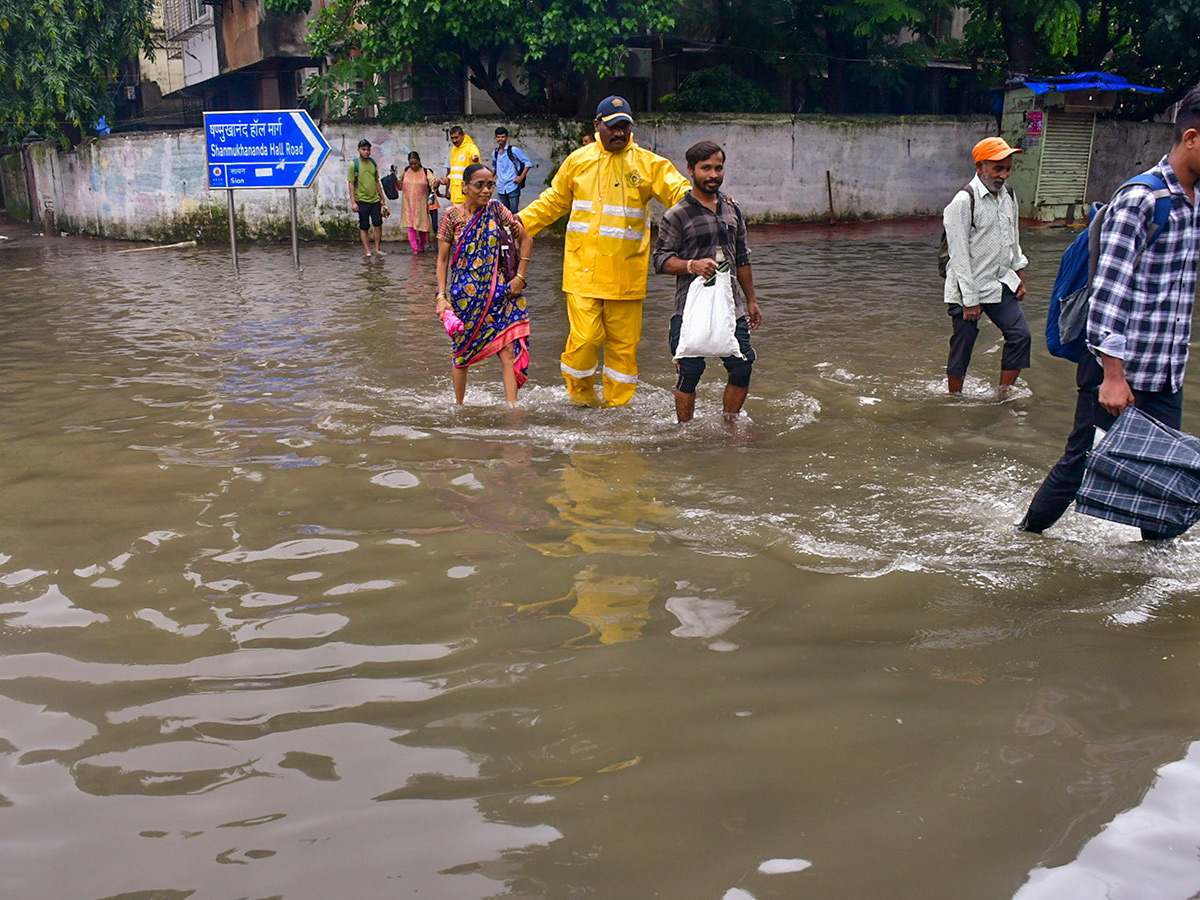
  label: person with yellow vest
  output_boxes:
[439,125,481,204]
[519,96,690,406]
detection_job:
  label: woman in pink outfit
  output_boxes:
[400,151,439,253]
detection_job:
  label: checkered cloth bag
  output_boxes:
[1077,407,1200,535]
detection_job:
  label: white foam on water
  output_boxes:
[665,595,746,640]
[370,470,420,489]
[758,858,813,874]
[214,538,358,563]
[324,579,399,595]
[370,424,430,439]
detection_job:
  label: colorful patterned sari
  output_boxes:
[447,200,530,385]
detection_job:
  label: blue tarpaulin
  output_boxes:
[1014,72,1162,96]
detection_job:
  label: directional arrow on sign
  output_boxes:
[290,110,327,187]
[204,109,332,191]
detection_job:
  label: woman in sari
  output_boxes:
[435,163,533,405]
[400,151,440,253]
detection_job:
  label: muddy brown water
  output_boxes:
[2,220,1200,900]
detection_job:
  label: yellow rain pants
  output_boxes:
[561,294,643,406]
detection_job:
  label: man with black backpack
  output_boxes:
[492,126,531,213]
[1022,89,1200,538]
[941,137,1031,397]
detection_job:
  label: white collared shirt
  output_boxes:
[942,174,1027,306]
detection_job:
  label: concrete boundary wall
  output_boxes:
[1088,120,1176,201]
[17,116,1175,241]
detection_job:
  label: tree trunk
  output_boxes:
[462,50,543,115]
[999,0,1040,75]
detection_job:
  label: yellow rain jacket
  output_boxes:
[447,134,482,204]
[520,137,690,300]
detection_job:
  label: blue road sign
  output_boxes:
[204,110,331,190]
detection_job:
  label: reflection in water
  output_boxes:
[522,452,663,645]
[507,563,656,646]
[1005,680,1179,867]
[475,451,665,646]
[1013,741,1200,899]
[3,227,1200,899]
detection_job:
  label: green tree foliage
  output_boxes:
[670,0,957,114]
[0,0,154,147]
[305,0,676,116]
[300,0,1191,122]
[264,0,313,15]
[960,0,1198,113]
[672,0,1190,117]
[1120,0,1200,113]
[658,65,777,112]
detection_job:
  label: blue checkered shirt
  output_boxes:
[1087,155,1200,393]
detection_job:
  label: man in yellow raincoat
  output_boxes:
[519,97,690,406]
[440,125,481,204]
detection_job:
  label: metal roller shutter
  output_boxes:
[1035,111,1095,206]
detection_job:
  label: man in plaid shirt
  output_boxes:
[652,140,762,424]
[1022,89,1200,538]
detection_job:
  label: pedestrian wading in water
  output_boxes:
[941,137,1031,398]
[652,140,763,425]
[435,163,534,405]
[518,96,691,407]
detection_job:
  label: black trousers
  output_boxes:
[946,286,1031,378]
[1023,352,1184,538]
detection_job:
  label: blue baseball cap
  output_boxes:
[595,96,634,125]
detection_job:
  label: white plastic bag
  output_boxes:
[673,268,742,360]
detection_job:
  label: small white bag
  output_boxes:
[673,268,743,360]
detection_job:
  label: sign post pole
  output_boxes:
[290,188,299,268]
[227,190,239,272]
[203,110,331,270]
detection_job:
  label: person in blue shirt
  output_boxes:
[492,127,531,213]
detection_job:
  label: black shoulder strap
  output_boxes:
[508,145,526,174]
[963,183,975,229]
[493,145,526,174]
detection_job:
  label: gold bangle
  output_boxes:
[519,256,532,261]
[436,291,446,300]
[512,273,526,283]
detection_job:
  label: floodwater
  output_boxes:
[2,217,1200,900]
